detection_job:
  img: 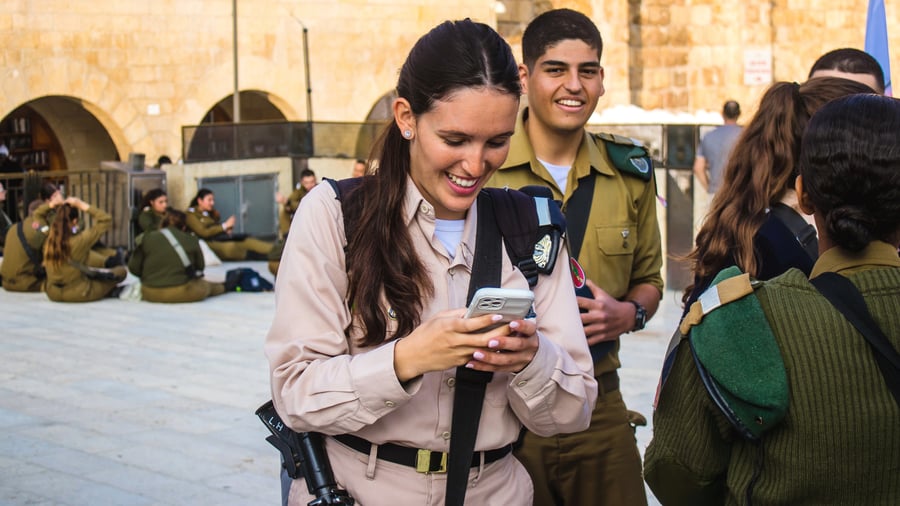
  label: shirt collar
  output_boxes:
[402,175,478,262]
[500,107,615,183]
[810,240,900,278]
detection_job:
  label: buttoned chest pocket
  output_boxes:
[595,224,636,256]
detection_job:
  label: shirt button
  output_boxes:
[420,204,430,214]
[447,378,456,387]
[517,380,528,387]
[385,400,395,408]
[441,431,451,440]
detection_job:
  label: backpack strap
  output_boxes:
[810,272,900,406]
[160,228,192,269]
[769,203,819,262]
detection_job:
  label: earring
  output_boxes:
[403,129,412,139]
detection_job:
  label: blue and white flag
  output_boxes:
[866,0,893,95]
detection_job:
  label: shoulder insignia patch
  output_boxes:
[187,207,195,213]
[594,132,653,182]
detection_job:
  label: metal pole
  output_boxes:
[232,0,241,123]
[302,25,312,121]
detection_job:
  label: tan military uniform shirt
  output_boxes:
[266,178,597,500]
[488,108,664,375]
[0,202,52,292]
[185,207,226,239]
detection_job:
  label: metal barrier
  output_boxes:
[181,120,389,162]
[0,166,165,251]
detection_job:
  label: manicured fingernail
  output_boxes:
[488,339,500,348]
[473,351,485,360]
[509,321,520,329]
[465,363,475,369]
[491,314,503,322]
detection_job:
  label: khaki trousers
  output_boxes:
[208,237,272,261]
[141,279,225,303]
[514,379,648,506]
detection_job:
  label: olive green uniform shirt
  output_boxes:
[137,208,164,233]
[185,207,227,239]
[488,108,664,375]
[128,227,205,288]
[0,202,52,292]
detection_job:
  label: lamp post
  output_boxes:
[290,13,313,122]
[232,0,241,123]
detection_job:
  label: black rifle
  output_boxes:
[255,401,355,506]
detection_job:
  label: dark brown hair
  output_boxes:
[684,77,875,302]
[347,19,520,346]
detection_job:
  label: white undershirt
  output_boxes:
[434,218,465,258]
[538,158,572,194]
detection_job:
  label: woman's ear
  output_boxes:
[392,98,415,138]
[795,175,815,215]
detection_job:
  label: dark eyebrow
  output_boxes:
[539,60,601,70]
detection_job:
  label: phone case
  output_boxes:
[464,287,535,322]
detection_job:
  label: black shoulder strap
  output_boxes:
[564,172,596,260]
[810,272,900,406]
[325,176,364,243]
[17,221,43,267]
[769,203,819,261]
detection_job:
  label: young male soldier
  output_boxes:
[808,47,886,94]
[487,9,663,505]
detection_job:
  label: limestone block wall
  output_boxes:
[0,0,496,164]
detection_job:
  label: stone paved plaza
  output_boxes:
[1,260,682,505]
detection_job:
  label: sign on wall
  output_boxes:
[744,49,773,85]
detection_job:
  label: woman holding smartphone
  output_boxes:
[266,19,596,506]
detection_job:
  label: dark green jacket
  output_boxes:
[128,226,204,288]
[137,208,164,233]
[0,202,51,292]
[645,242,900,505]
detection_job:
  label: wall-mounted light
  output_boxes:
[494,1,507,15]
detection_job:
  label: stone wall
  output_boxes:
[0,0,896,165]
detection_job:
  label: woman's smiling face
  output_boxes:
[401,87,519,220]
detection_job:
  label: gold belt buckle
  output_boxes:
[415,449,448,474]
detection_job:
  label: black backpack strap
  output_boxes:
[17,221,41,265]
[325,176,364,243]
[810,272,900,406]
[447,191,501,506]
[563,172,596,259]
[769,203,819,261]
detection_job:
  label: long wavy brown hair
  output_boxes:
[43,204,78,269]
[683,77,875,302]
[347,20,521,347]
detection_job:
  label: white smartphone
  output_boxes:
[464,287,535,332]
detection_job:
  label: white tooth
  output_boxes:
[449,174,476,187]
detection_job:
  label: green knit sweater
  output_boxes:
[645,265,900,505]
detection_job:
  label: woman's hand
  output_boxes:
[393,310,539,382]
[223,215,236,232]
[65,196,90,211]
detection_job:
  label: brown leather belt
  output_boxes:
[333,433,511,474]
[598,371,620,396]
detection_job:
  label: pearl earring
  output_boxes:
[403,130,412,139]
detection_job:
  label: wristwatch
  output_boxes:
[627,300,647,332]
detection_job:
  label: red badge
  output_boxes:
[31,221,40,230]
[569,257,586,289]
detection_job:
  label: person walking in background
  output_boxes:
[487,9,663,505]
[646,93,900,506]
[137,188,168,233]
[128,209,225,303]
[185,188,273,261]
[808,47,886,94]
[266,18,595,505]
[693,100,742,195]
[682,78,875,312]
[43,196,127,302]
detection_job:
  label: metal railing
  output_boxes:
[182,120,389,162]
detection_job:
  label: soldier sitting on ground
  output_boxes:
[185,188,273,262]
[128,209,225,303]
